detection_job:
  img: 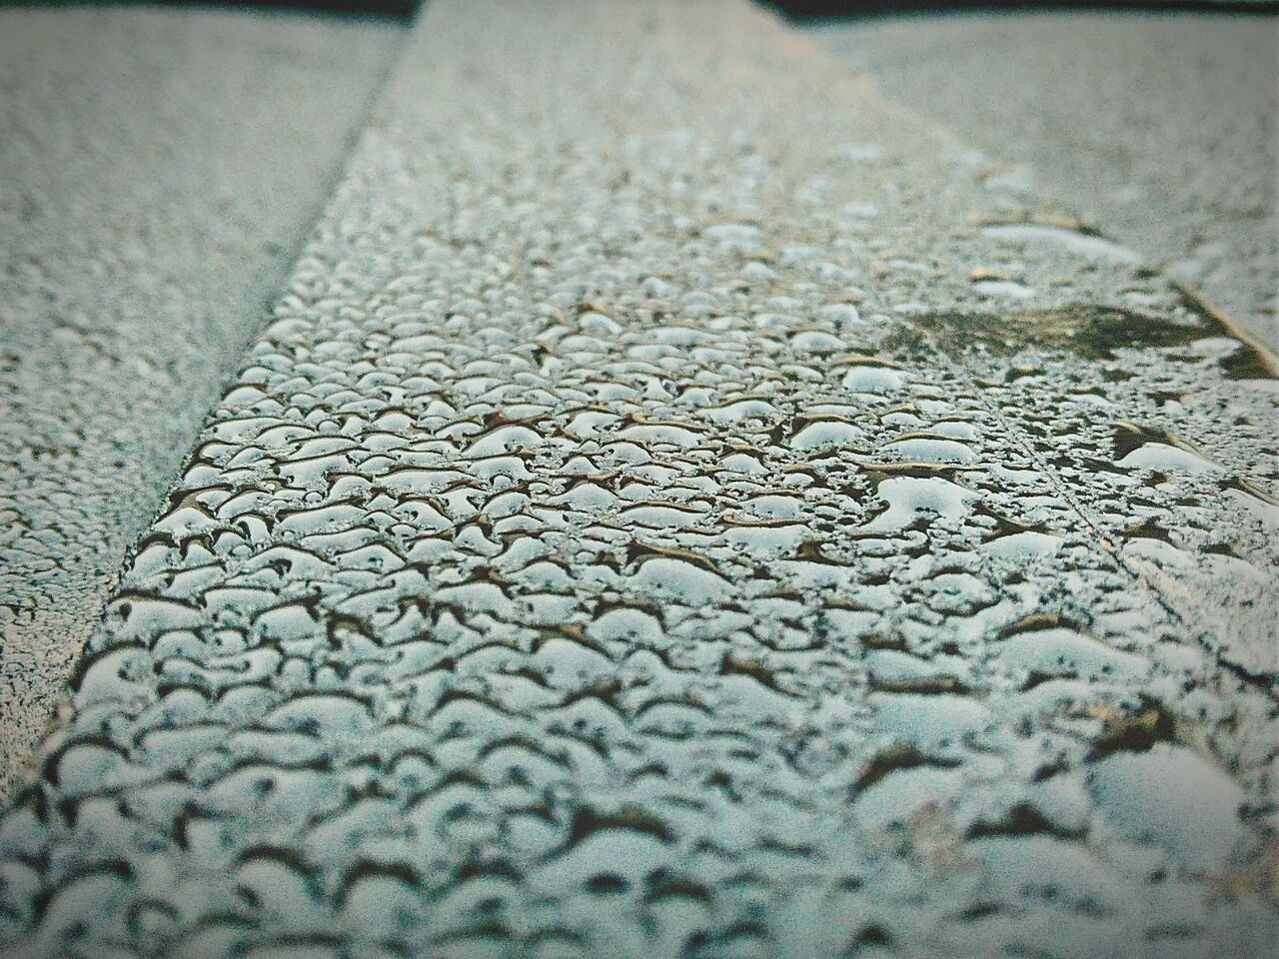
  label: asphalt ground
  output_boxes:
[809,9,1279,350]
[0,6,402,794]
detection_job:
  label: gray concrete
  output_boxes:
[0,7,401,795]
[810,10,1279,351]
[1,1,1277,956]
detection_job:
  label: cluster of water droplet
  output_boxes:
[1,2,1275,957]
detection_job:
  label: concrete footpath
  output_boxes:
[0,7,401,795]
[1,1,1276,957]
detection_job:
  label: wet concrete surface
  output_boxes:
[809,9,1279,351]
[1,1,1277,956]
[0,7,401,795]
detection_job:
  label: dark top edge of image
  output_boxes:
[769,0,1278,17]
[0,1,422,22]
[2,1,1276,21]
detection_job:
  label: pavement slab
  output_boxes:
[1,1,1277,957]
[809,10,1279,351]
[0,7,401,795]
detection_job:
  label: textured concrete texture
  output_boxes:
[1,1,1277,957]
[0,7,400,795]
[809,10,1279,351]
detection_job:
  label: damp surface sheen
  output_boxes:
[1,2,1277,958]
